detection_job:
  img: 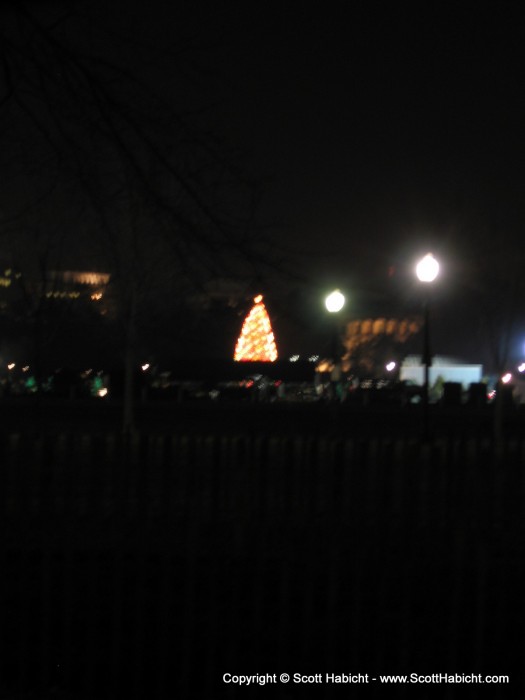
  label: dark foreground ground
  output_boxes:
[0,394,524,437]
[1,400,524,698]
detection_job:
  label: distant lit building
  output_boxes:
[0,265,112,315]
[342,316,421,375]
[45,270,111,311]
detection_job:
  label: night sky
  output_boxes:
[189,4,525,364]
[3,2,525,367]
[193,6,525,253]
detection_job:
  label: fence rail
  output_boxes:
[2,432,524,698]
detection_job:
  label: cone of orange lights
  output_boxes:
[234,295,278,362]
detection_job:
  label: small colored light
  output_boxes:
[502,373,512,384]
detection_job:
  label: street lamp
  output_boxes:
[325,289,345,314]
[415,254,440,438]
[416,253,439,284]
[324,290,346,399]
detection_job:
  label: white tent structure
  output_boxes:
[400,355,482,388]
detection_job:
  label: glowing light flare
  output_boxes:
[142,363,150,371]
[97,388,108,398]
[416,254,440,283]
[91,292,103,301]
[234,295,278,362]
[7,363,15,370]
[386,361,396,372]
[325,289,345,313]
[502,373,512,384]
[519,363,525,373]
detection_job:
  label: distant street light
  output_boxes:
[416,253,440,283]
[325,289,345,313]
[416,254,440,438]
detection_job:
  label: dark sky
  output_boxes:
[195,5,525,268]
[172,4,525,362]
[5,2,525,365]
[48,2,525,362]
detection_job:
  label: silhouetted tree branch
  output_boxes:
[0,2,285,431]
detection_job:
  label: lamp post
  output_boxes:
[415,254,440,438]
[325,290,345,399]
[325,289,345,353]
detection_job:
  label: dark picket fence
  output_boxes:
[1,432,524,699]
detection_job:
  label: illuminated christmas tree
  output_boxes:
[234,295,278,362]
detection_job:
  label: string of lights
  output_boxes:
[234,295,278,362]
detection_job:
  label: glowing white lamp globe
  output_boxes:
[416,254,440,283]
[325,289,345,313]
